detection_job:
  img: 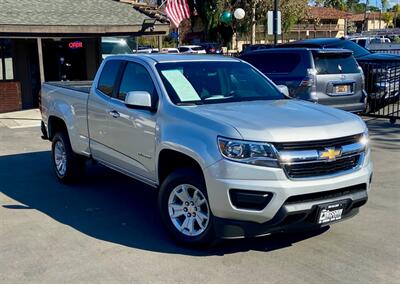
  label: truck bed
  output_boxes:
[41,80,92,156]
[45,81,93,94]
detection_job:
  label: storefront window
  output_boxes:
[0,39,14,81]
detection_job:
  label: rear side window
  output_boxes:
[97,60,123,96]
[313,54,359,74]
[357,39,367,48]
[243,53,302,74]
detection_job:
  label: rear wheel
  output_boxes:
[158,168,216,246]
[52,131,85,183]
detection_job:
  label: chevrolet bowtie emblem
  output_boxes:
[319,148,342,161]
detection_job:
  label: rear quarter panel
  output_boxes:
[41,83,90,156]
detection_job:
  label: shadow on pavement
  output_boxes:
[0,151,328,256]
[365,118,400,151]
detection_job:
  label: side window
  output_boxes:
[97,60,123,96]
[117,62,156,101]
[245,53,301,74]
[179,47,188,52]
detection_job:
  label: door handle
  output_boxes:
[108,110,120,118]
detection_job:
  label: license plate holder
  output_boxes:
[316,201,347,224]
[334,84,351,94]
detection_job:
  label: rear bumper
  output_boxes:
[328,102,366,113]
[214,187,367,239]
[41,121,49,140]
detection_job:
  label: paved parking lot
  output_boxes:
[0,115,399,283]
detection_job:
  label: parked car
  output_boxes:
[178,45,206,54]
[161,48,180,54]
[349,36,391,49]
[198,42,223,54]
[101,37,133,59]
[241,48,367,113]
[135,48,159,54]
[281,38,400,111]
[41,54,372,246]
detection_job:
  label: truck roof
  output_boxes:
[243,47,353,56]
[105,54,241,64]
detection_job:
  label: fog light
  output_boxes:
[229,189,273,211]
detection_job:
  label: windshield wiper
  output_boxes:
[176,101,204,106]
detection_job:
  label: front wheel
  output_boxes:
[158,168,216,246]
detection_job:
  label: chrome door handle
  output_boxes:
[108,110,120,118]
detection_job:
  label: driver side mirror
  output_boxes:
[277,85,290,97]
[124,91,154,111]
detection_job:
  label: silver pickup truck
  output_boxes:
[41,54,373,246]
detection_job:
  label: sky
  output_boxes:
[361,0,399,9]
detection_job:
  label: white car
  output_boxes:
[135,48,159,54]
[161,48,180,54]
[178,45,206,54]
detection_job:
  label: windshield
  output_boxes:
[101,42,133,55]
[313,53,360,74]
[327,40,370,58]
[156,61,285,105]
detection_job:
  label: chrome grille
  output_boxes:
[274,134,362,151]
[284,155,361,179]
[277,134,365,179]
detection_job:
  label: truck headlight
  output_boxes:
[360,130,369,150]
[218,137,279,168]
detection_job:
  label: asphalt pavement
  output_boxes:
[0,116,399,283]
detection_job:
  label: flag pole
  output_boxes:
[158,0,167,9]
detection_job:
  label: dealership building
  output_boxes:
[0,0,169,113]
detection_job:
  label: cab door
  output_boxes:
[102,61,158,182]
[88,59,124,162]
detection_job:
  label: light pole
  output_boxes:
[273,0,279,45]
[251,1,257,44]
[364,0,369,32]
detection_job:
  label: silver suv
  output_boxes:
[241,48,367,113]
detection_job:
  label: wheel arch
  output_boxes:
[47,116,68,141]
[157,148,205,186]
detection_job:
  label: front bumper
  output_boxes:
[214,186,367,239]
[204,155,373,238]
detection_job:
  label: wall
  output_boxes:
[367,19,387,31]
[0,81,22,113]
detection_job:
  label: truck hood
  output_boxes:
[187,100,366,142]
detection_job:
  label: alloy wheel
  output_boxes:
[168,184,210,237]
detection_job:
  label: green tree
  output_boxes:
[187,0,225,40]
[322,0,346,10]
[346,0,366,13]
[187,0,308,44]
[382,12,394,27]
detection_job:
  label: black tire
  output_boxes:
[158,168,216,246]
[51,131,85,183]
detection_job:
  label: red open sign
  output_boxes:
[69,41,83,49]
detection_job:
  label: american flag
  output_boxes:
[164,0,190,28]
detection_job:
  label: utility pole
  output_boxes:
[251,1,256,44]
[363,0,369,32]
[273,0,279,45]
